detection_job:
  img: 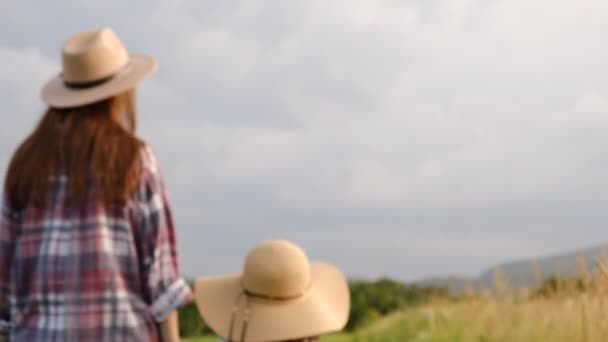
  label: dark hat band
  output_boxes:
[240,281,312,301]
[62,63,130,89]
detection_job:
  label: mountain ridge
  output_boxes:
[416,243,608,294]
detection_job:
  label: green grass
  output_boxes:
[183,337,217,342]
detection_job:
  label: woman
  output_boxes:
[0,28,192,341]
[194,240,350,342]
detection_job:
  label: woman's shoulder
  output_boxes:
[138,142,162,176]
[135,142,166,195]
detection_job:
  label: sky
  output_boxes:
[1,0,608,281]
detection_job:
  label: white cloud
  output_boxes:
[3,0,608,279]
[570,92,608,122]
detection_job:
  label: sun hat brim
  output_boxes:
[194,262,350,342]
[41,53,157,108]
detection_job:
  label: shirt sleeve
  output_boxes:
[133,146,193,322]
[0,195,18,334]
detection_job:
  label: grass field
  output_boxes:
[327,292,608,341]
[185,291,608,341]
[185,257,608,341]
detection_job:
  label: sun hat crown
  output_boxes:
[42,27,157,108]
[61,28,129,84]
[242,240,312,299]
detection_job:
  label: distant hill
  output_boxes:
[416,243,608,294]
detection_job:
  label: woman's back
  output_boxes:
[2,146,191,342]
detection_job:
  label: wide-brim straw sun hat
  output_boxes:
[41,27,157,108]
[194,240,350,342]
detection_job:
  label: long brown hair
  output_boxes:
[4,90,143,210]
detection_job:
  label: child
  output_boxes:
[194,240,350,342]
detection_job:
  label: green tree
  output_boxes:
[346,278,447,330]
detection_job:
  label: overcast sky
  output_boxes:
[2,0,608,281]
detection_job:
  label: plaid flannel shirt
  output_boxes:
[0,145,193,341]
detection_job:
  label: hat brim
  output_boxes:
[194,262,350,342]
[41,53,157,108]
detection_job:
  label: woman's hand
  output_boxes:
[160,310,180,342]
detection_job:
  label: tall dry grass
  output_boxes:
[323,254,608,341]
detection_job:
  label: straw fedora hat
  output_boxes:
[41,28,157,108]
[194,240,350,342]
